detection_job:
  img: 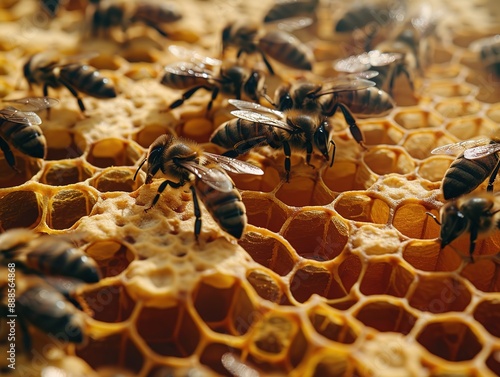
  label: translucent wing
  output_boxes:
[364,50,402,67]
[168,45,222,67]
[228,99,284,118]
[272,16,313,32]
[178,160,233,192]
[2,97,59,112]
[334,55,371,73]
[315,78,376,95]
[343,70,379,80]
[163,62,213,79]
[0,107,42,126]
[204,152,264,175]
[231,110,295,132]
[430,138,491,156]
[464,143,500,159]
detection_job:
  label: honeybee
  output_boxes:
[427,193,500,262]
[0,228,101,283]
[222,18,314,75]
[431,138,500,201]
[89,0,182,39]
[134,135,264,239]
[470,35,500,77]
[23,51,117,114]
[0,97,58,171]
[263,0,319,23]
[210,99,335,182]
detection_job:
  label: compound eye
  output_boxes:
[439,204,468,248]
[278,93,294,111]
[314,123,330,159]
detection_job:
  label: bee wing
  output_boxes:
[231,110,295,132]
[0,107,42,126]
[470,35,500,52]
[204,152,264,175]
[179,161,233,192]
[366,50,403,66]
[2,97,59,112]
[430,138,491,155]
[334,55,371,73]
[464,143,500,159]
[163,62,213,79]
[343,70,379,80]
[168,45,222,67]
[228,99,284,118]
[316,78,376,95]
[271,16,313,32]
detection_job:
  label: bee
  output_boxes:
[0,228,102,283]
[89,0,182,39]
[23,51,117,114]
[0,97,58,171]
[222,18,314,75]
[133,135,264,239]
[210,99,335,182]
[470,35,500,77]
[431,138,500,201]
[263,0,319,23]
[427,193,500,262]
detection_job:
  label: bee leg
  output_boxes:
[142,21,169,38]
[329,140,336,167]
[190,185,202,241]
[145,179,183,211]
[425,211,441,226]
[206,86,219,115]
[305,141,314,168]
[486,158,500,192]
[57,78,86,114]
[336,103,366,150]
[43,84,52,119]
[0,136,20,173]
[169,85,211,110]
[468,225,479,263]
[283,140,291,182]
[257,50,275,75]
[394,64,415,95]
[18,315,33,354]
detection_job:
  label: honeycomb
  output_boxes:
[1,0,500,376]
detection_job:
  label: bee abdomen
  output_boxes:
[2,121,46,158]
[60,64,116,98]
[334,87,394,117]
[443,154,498,200]
[210,119,268,150]
[259,31,313,71]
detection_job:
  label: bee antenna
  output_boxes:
[261,91,276,107]
[134,157,148,181]
[425,211,441,225]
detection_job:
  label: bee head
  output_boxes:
[314,120,332,163]
[439,201,468,249]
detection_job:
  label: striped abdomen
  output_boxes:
[442,153,499,200]
[0,119,46,158]
[210,118,277,152]
[195,178,247,239]
[330,87,395,118]
[258,31,313,71]
[59,64,116,98]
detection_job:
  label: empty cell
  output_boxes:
[282,209,348,261]
[334,192,390,224]
[486,105,500,123]
[251,314,300,358]
[435,99,482,118]
[44,129,84,161]
[393,109,444,130]
[354,300,416,334]
[136,303,199,357]
[362,146,415,175]
[239,230,296,276]
[48,188,97,230]
[275,176,334,207]
[200,343,242,376]
[290,264,331,303]
[402,240,462,272]
[393,201,441,240]
[76,334,126,371]
[247,269,284,304]
[486,348,500,376]
[446,116,498,140]
[416,320,483,361]
[87,138,143,168]
[473,298,500,337]
[361,120,405,146]
[41,160,94,186]
[425,64,463,79]
[79,283,135,323]
[322,161,359,192]
[90,167,142,192]
[309,308,357,344]
[359,261,414,297]
[408,275,472,313]
[403,131,455,160]
[418,156,453,183]
[426,81,474,98]
[243,194,289,233]
[133,126,172,148]
[461,259,500,293]
[0,190,42,230]
[85,240,136,278]
[0,154,41,188]
[312,353,353,377]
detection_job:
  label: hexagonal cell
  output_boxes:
[78,283,135,323]
[133,125,172,149]
[0,154,41,188]
[87,138,143,168]
[135,302,199,357]
[361,120,405,146]
[359,261,414,297]
[246,269,285,304]
[402,130,456,160]
[435,99,482,119]
[312,351,357,377]
[281,209,349,261]
[290,264,332,303]
[44,129,85,161]
[392,201,441,240]
[192,274,256,335]
[446,116,498,140]
[178,117,214,143]
[362,146,416,176]
[40,160,94,186]
[308,306,357,344]
[418,156,453,183]
[321,160,361,192]
[275,175,334,207]
[47,187,97,230]
[231,164,278,193]
[461,258,500,292]
[486,104,500,123]
[85,240,136,278]
[425,81,474,98]
[239,229,297,276]
[486,347,500,376]
[354,300,416,334]
[408,275,472,313]
[393,109,444,130]
[90,167,142,192]
[199,344,243,376]
[244,193,289,233]
[416,319,483,361]
[334,192,390,224]
[402,240,462,272]
[425,63,463,79]
[0,189,42,230]
[76,333,144,374]
[473,297,500,338]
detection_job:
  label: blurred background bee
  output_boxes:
[431,137,500,201]
[263,0,319,23]
[427,193,500,262]
[161,46,268,113]
[23,51,117,114]
[0,97,58,172]
[470,34,500,78]
[221,17,314,75]
[134,134,264,239]
[210,100,334,182]
[88,0,182,40]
